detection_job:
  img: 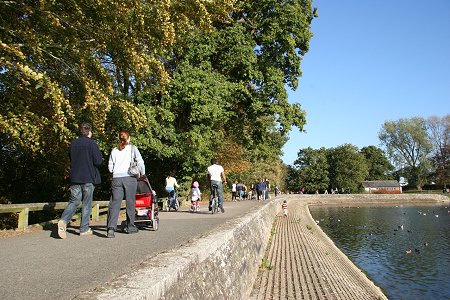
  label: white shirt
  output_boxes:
[108,144,145,178]
[165,176,179,188]
[190,187,201,201]
[207,164,224,182]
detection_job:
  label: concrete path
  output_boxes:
[0,200,264,300]
[251,198,388,300]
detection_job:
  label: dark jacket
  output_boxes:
[236,183,245,191]
[256,181,266,192]
[69,136,103,184]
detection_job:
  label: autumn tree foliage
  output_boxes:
[1,0,316,202]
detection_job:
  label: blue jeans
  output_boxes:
[165,187,177,199]
[210,180,224,206]
[61,183,95,233]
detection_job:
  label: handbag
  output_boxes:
[128,145,141,178]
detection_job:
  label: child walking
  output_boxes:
[190,181,201,212]
[282,200,288,217]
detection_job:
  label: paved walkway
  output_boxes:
[0,200,264,300]
[251,198,388,300]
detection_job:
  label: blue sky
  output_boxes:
[282,0,450,165]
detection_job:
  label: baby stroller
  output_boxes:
[121,176,159,231]
[166,189,179,212]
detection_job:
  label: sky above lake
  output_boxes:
[282,0,450,165]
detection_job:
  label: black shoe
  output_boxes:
[208,206,212,211]
[107,228,115,238]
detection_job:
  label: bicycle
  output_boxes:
[210,184,219,214]
[166,190,179,212]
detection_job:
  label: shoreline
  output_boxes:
[251,193,448,299]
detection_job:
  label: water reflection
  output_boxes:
[309,204,450,300]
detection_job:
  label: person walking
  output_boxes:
[106,130,145,238]
[231,181,237,201]
[265,178,271,200]
[274,185,280,197]
[236,181,246,200]
[207,158,227,213]
[256,178,266,201]
[282,200,288,217]
[57,122,103,239]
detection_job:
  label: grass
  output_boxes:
[267,218,277,246]
[259,257,273,270]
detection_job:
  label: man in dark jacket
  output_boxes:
[58,122,103,239]
[256,179,266,201]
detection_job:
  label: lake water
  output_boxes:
[309,204,450,300]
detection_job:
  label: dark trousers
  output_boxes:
[107,176,137,231]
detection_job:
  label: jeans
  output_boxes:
[165,187,177,199]
[107,177,137,231]
[210,180,224,206]
[61,183,95,233]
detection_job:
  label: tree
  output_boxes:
[136,0,316,186]
[378,117,433,189]
[0,0,317,203]
[293,147,329,193]
[286,165,301,193]
[327,144,368,193]
[427,115,450,187]
[0,0,239,202]
[360,146,394,180]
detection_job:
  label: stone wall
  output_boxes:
[302,193,449,206]
[79,196,286,300]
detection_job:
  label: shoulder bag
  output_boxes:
[128,145,141,178]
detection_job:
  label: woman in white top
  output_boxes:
[106,130,145,238]
[165,173,180,199]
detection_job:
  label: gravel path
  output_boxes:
[251,198,388,300]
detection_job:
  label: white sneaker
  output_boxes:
[58,220,67,239]
[80,228,93,236]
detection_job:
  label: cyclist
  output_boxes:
[207,158,227,213]
[165,172,179,209]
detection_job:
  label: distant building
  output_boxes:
[362,180,402,194]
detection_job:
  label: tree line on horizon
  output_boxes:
[287,115,449,193]
[0,0,318,204]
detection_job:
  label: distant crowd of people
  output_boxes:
[230,178,281,202]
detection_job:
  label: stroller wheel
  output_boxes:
[152,218,159,231]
